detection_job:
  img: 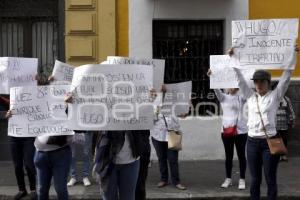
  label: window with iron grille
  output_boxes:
[0,0,65,79]
[153,20,224,116]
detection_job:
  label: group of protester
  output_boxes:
[0,73,187,200]
[0,45,298,200]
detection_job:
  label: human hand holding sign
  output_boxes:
[5,110,12,119]
[64,93,73,103]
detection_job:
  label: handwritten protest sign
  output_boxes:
[210,55,255,89]
[67,64,154,130]
[232,18,299,69]
[51,60,74,85]
[0,57,37,94]
[8,85,73,137]
[162,81,192,116]
[106,56,165,91]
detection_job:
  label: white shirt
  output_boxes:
[114,133,138,164]
[234,54,295,138]
[150,110,181,142]
[35,135,73,152]
[214,89,248,134]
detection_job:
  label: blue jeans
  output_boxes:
[9,137,36,191]
[152,137,180,185]
[103,160,140,200]
[247,137,280,200]
[70,132,92,178]
[34,146,72,200]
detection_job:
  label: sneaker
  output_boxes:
[175,183,187,190]
[157,181,168,188]
[28,191,37,200]
[14,191,27,200]
[67,177,77,186]
[83,177,91,187]
[221,178,232,188]
[280,155,288,162]
[238,179,246,190]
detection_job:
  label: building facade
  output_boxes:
[0,0,299,160]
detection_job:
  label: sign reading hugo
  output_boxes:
[8,85,73,137]
[68,64,154,130]
[232,18,299,69]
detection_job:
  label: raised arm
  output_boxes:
[233,67,254,99]
[274,46,299,100]
[214,89,225,102]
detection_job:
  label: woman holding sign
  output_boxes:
[207,70,248,190]
[4,97,37,200]
[150,86,187,190]
[230,46,299,200]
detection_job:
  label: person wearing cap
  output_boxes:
[230,46,299,200]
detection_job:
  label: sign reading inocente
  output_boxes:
[67,64,154,130]
[8,85,73,137]
[232,18,299,69]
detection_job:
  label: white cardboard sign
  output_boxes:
[106,56,165,91]
[163,81,192,116]
[51,60,74,85]
[0,57,37,94]
[210,55,255,89]
[68,64,154,130]
[232,18,299,69]
[8,85,73,137]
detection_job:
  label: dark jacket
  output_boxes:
[94,130,146,191]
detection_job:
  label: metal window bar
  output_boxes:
[0,0,61,80]
[153,20,224,116]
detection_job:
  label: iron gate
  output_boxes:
[0,0,65,79]
[153,20,224,115]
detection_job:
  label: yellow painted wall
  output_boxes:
[116,0,129,56]
[249,0,300,78]
[65,0,116,66]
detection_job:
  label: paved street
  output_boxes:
[0,158,300,200]
[0,130,299,199]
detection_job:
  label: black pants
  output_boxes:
[135,131,151,200]
[152,137,180,185]
[9,137,36,191]
[221,133,247,179]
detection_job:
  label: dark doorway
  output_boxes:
[153,20,224,115]
[0,0,65,78]
[0,0,65,160]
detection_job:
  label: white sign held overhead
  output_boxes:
[232,18,299,69]
[0,57,37,94]
[163,81,192,116]
[51,60,74,85]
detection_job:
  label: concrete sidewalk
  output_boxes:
[0,158,300,200]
